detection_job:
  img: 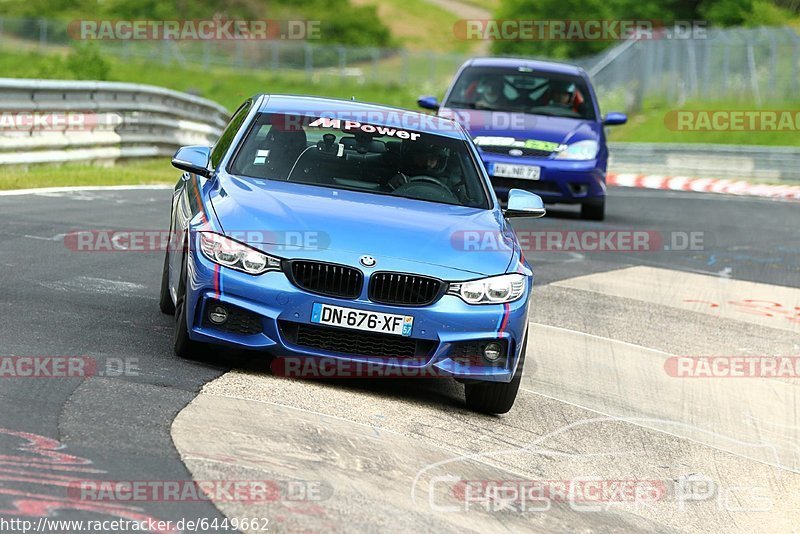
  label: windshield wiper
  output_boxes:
[444,100,476,109]
[526,108,582,119]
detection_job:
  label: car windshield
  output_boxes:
[229,113,489,209]
[444,66,597,121]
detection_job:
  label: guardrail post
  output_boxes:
[235,39,244,67]
[719,33,731,97]
[766,29,778,100]
[746,42,761,105]
[38,18,48,50]
[304,43,313,81]
[271,42,279,70]
[202,40,210,69]
[790,29,800,95]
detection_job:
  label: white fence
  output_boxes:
[0,78,229,166]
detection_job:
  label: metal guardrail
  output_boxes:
[2,78,796,183]
[609,142,800,182]
[0,78,229,165]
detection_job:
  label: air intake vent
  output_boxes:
[288,260,363,298]
[368,272,444,306]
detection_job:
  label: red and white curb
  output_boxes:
[607,173,800,201]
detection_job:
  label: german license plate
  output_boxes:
[311,303,413,337]
[491,163,541,180]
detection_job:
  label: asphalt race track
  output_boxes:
[0,186,798,533]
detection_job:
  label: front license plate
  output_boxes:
[311,303,413,337]
[491,163,541,180]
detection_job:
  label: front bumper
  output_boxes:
[184,248,531,383]
[481,153,606,204]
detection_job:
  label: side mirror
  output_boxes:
[417,96,440,111]
[504,189,546,219]
[172,146,212,177]
[603,112,627,126]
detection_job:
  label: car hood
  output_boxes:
[208,175,515,278]
[441,108,600,146]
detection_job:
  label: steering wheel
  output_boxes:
[393,175,460,204]
[408,175,451,191]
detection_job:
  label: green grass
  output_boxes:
[0,45,440,191]
[0,45,425,112]
[352,0,478,53]
[608,100,800,147]
[0,159,175,190]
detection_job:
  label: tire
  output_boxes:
[581,198,605,221]
[159,250,176,315]
[173,251,206,360]
[464,333,527,415]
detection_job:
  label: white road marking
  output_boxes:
[553,265,800,332]
[23,233,69,242]
[0,185,172,197]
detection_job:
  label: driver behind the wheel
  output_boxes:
[387,142,450,190]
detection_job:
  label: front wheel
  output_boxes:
[464,333,527,415]
[581,198,605,221]
[159,250,175,315]
[173,251,206,360]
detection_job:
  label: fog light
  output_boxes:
[483,342,503,362]
[208,306,229,325]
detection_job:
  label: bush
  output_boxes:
[490,0,794,59]
[66,43,111,80]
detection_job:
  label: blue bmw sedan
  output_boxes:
[160,95,545,414]
[419,57,627,220]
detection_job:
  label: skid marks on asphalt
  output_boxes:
[172,392,678,533]
[39,276,151,298]
[172,371,799,533]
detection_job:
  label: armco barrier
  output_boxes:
[609,142,800,182]
[0,78,229,166]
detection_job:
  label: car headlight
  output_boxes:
[448,273,526,304]
[555,140,599,161]
[199,232,281,275]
